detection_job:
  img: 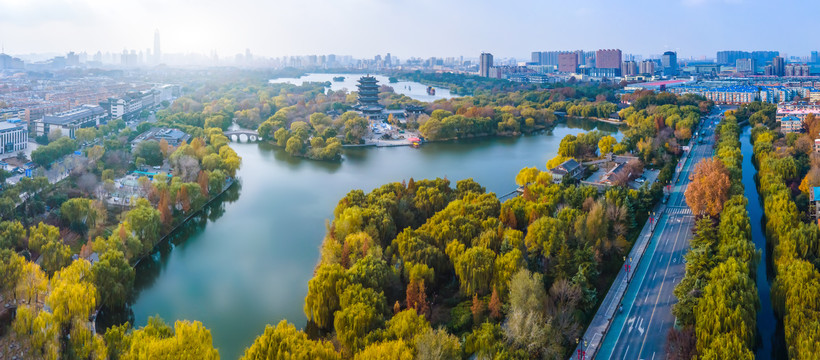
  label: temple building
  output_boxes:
[355,75,384,117]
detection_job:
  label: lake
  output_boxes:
[269,73,455,102]
[98,120,622,359]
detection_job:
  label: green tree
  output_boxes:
[134,140,164,166]
[92,250,135,308]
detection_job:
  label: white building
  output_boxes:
[36,104,106,138]
[0,119,28,154]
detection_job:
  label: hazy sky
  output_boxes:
[0,0,816,60]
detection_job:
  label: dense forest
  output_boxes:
[749,110,820,358]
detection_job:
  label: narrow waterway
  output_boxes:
[97,119,623,359]
[739,126,785,359]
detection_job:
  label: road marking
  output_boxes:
[638,318,645,335]
[623,345,630,360]
[636,215,693,358]
[628,317,635,333]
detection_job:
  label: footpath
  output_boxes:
[568,141,695,359]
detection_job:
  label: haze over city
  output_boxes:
[1,0,818,59]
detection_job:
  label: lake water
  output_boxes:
[269,73,454,102]
[99,120,622,359]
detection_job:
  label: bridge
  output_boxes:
[224,129,260,142]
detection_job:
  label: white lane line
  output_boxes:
[636,213,691,358]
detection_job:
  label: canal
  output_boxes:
[98,120,623,359]
[739,126,785,359]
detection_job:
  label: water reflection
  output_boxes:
[96,182,242,331]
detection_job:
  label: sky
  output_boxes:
[0,0,817,60]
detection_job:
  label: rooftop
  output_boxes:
[42,104,105,125]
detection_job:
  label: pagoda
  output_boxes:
[355,75,384,117]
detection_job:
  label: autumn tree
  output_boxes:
[685,158,731,217]
[241,320,339,360]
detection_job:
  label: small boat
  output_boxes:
[332,76,345,82]
[426,86,435,95]
[412,142,420,148]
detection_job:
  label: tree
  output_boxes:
[414,328,461,360]
[685,158,731,217]
[286,136,303,156]
[354,340,414,360]
[134,140,164,166]
[488,287,502,320]
[524,217,565,260]
[515,167,540,186]
[40,240,72,274]
[0,221,26,250]
[126,198,162,254]
[451,245,495,295]
[386,309,430,342]
[28,222,61,253]
[123,318,219,359]
[241,320,339,360]
[598,135,617,156]
[304,264,349,329]
[665,328,696,360]
[47,259,97,326]
[92,250,134,308]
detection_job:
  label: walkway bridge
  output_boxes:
[224,129,260,142]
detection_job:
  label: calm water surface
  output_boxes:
[269,73,454,102]
[739,127,786,359]
[102,121,622,359]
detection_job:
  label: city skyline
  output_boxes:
[1,0,818,60]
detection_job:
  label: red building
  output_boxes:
[596,49,622,70]
[558,53,579,73]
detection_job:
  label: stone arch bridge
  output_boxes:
[224,129,260,142]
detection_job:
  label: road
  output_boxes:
[595,107,724,360]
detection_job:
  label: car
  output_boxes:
[153,166,161,170]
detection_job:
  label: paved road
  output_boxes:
[595,107,723,360]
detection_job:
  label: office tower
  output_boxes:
[154,29,161,64]
[480,53,493,77]
[640,60,655,75]
[662,51,678,76]
[773,56,785,76]
[558,52,579,73]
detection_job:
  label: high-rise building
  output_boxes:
[621,61,638,76]
[773,56,785,76]
[736,58,755,73]
[153,29,161,64]
[812,51,819,64]
[531,51,541,64]
[662,51,678,77]
[595,49,622,71]
[639,60,655,75]
[752,51,779,65]
[480,53,493,77]
[558,52,579,73]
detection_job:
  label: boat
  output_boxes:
[409,137,421,148]
[332,76,345,82]
[426,86,435,95]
